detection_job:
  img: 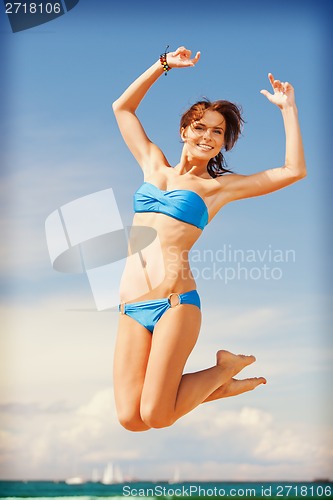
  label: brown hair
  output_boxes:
[180,99,244,178]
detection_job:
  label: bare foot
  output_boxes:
[204,376,266,403]
[216,349,256,378]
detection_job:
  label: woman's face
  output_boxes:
[181,110,226,160]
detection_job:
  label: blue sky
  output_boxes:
[0,0,332,482]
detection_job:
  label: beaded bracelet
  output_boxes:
[160,45,171,75]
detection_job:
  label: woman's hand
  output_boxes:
[260,73,296,109]
[166,46,201,69]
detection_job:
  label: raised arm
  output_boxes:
[220,73,307,202]
[112,47,200,172]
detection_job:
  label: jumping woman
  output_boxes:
[112,46,306,431]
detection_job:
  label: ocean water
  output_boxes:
[0,481,332,499]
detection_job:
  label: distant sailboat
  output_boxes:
[169,466,180,484]
[101,462,123,484]
[65,476,85,485]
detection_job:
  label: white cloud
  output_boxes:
[0,385,332,481]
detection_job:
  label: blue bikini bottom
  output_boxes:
[119,289,201,333]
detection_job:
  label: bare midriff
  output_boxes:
[119,212,202,303]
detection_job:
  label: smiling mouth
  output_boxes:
[197,144,214,151]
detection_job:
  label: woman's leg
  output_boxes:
[113,314,152,432]
[140,304,258,429]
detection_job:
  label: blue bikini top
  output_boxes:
[133,182,209,231]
